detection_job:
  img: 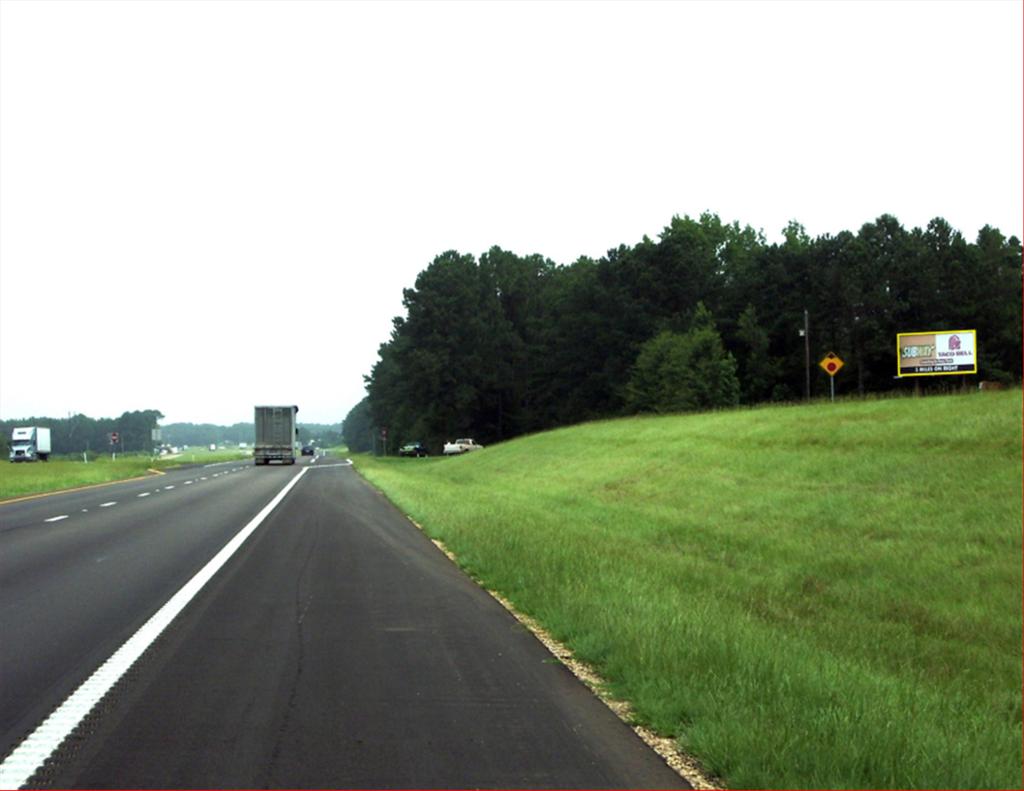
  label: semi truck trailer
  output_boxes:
[9,426,51,462]
[254,405,299,465]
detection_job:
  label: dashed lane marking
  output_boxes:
[0,466,310,789]
[44,515,69,523]
[99,502,117,508]
[0,470,165,506]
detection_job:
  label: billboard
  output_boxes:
[897,329,977,377]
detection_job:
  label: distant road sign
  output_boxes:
[110,432,119,445]
[819,352,844,376]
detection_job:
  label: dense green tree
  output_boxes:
[342,398,374,453]
[736,304,775,403]
[366,250,515,451]
[972,226,1023,381]
[359,211,1020,449]
[625,331,691,414]
[626,304,739,413]
[0,410,163,456]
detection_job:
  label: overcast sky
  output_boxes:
[1,0,1020,427]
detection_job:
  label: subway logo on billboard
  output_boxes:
[897,330,977,377]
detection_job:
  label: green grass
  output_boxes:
[0,448,250,500]
[154,447,251,468]
[0,456,164,500]
[354,390,1023,789]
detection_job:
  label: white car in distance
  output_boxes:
[443,438,484,455]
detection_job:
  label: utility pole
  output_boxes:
[800,309,810,401]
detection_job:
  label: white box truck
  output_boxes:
[9,426,51,462]
[254,405,299,465]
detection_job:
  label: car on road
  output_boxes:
[399,442,429,457]
[301,445,315,456]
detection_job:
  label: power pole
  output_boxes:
[803,309,810,401]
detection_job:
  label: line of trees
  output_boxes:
[0,410,164,457]
[345,212,1021,454]
[161,422,342,448]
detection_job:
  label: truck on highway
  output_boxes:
[443,437,484,455]
[254,405,299,465]
[9,426,51,462]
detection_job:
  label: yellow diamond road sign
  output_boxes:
[819,352,844,376]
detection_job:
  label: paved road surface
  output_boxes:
[1,454,687,788]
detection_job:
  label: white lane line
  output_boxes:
[307,462,352,469]
[184,481,193,486]
[44,515,69,523]
[164,485,175,490]
[137,493,150,498]
[99,502,117,508]
[0,466,309,789]
[200,477,207,481]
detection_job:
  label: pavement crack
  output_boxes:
[260,519,320,786]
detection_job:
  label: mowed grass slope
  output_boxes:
[356,390,1022,789]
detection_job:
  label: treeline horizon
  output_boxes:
[0,412,342,456]
[344,212,1021,453]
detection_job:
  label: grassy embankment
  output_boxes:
[355,390,1022,789]
[0,447,250,501]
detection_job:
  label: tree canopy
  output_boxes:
[351,212,1020,453]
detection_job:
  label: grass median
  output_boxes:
[354,390,1022,789]
[0,448,251,501]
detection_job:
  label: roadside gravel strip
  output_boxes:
[364,486,723,790]
[0,468,308,789]
[423,532,722,791]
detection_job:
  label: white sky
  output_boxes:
[1,0,1021,426]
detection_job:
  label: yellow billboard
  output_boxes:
[897,330,977,377]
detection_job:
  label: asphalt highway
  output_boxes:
[0,454,688,788]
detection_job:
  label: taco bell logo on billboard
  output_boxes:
[897,329,977,377]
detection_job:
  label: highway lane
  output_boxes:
[0,457,310,763]
[3,455,687,788]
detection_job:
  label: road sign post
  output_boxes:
[818,352,844,402]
